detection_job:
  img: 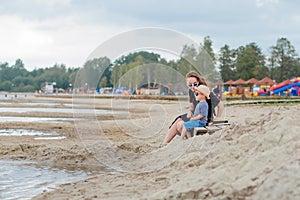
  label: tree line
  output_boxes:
[0,59,78,92]
[1,37,299,92]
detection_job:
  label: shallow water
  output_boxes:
[0,102,83,108]
[0,129,68,140]
[0,116,77,123]
[0,129,58,136]
[0,93,33,100]
[0,160,87,200]
[0,107,127,115]
[34,136,67,140]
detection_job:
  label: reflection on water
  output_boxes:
[0,116,76,123]
[0,129,58,136]
[0,107,127,115]
[0,160,87,200]
[34,136,67,140]
[0,129,67,140]
[0,102,82,107]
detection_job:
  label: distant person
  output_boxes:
[163,85,210,143]
[213,86,222,99]
[241,88,247,100]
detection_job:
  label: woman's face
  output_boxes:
[186,77,199,91]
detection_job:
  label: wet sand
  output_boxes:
[0,96,299,199]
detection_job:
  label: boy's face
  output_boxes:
[194,91,204,100]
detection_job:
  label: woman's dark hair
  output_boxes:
[185,71,207,86]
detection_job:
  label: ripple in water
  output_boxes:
[0,160,87,200]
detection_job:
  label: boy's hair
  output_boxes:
[185,71,207,86]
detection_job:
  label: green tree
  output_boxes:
[269,37,299,82]
[112,54,145,90]
[0,59,30,91]
[66,67,79,88]
[196,37,218,82]
[111,52,163,90]
[179,39,219,82]
[179,44,198,74]
[0,62,10,82]
[0,80,13,91]
[114,51,160,66]
[201,36,216,63]
[75,57,111,90]
[235,43,268,80]
[13,59,27,76]
[0,59,80,92]
[218,44,236,82]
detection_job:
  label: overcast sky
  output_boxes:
[0,0,299,70]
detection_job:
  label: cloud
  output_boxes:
[0,15,53,62]
[0,0,299,69]
[256,0,279,7]
[33,0,72,6]
[0,14,131,69]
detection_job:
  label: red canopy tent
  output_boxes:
[258,77,277,85]
[232,79,247,95]
[246,78,259,93]
[233,79,246,85]
[246,78,259,85]
[224,80,234,85]
[224,80,234,95]
[257,77,277,96]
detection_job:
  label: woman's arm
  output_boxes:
[187,102,195,118]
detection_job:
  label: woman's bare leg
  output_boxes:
[163,118,182,144]
[181,125,186,139]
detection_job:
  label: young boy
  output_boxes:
[181,85,210,139]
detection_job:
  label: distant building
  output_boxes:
[45,84,54,94]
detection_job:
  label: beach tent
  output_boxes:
[224,80,234,94]
[246,78,259,85]
[257,77,276,96]
[258,77,277,86]
[224,80,234,85]
[232,79,246,85]
[232,79,247,95]
[245,78,259,93]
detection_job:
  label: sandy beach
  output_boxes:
[0,95,299,199]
